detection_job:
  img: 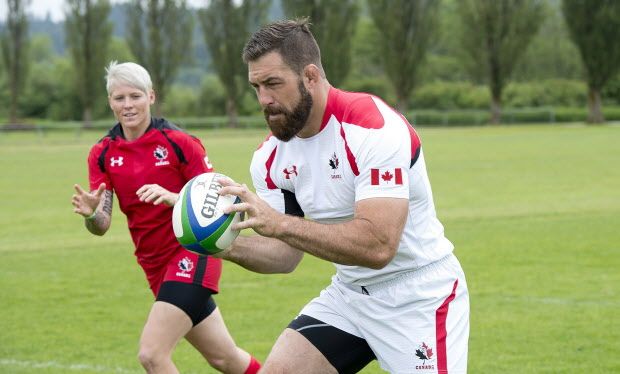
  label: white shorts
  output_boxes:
[299,254,469,374]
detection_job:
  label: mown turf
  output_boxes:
[0,124,618,373]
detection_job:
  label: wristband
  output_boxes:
[85,210,97,220]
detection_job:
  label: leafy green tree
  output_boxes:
[1,0,30,124]
[198,0,269,127]
[457,0,545,124]
[126,0,193,116]
[65,0,112,127]
[562,0,620,123]
[512,0,583,81]
[282,0,360,87]
[367,0,440,112]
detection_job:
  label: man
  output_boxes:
[219,18,469,373]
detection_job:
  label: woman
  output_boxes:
[71,61,260,374]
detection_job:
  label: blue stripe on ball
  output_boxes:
[184,241,207,254]
[192,214,231,241]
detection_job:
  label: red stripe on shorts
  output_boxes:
[436,279,458,373]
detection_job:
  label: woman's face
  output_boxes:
[108,84,155,135]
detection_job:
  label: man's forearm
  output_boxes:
[272,214,394,269]
[226,235,303,274]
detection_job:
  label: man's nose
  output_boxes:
[257,89,274,107]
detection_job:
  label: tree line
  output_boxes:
[1,0,620,126]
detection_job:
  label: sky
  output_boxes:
[0,0,205,23]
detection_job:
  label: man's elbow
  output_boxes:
[366,245,397,269]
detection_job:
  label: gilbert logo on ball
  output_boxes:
[172,172,242,255]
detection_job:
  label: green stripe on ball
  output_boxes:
[177,186,198,246]
[199,212,236,252]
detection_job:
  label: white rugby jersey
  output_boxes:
[250,87,453,285]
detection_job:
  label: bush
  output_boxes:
[504,79,587,107]
[405,109,489,126]
[553,106,620,122]
[411,81,489,110]
[161,85,199,118]
[409,79,588,111]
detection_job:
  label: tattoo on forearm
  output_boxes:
[102,191,113,216]
[85,191,113,235]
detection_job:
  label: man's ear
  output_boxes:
[303,64,322,87]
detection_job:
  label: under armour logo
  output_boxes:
[110,156,124,167]
[283,165,298,179]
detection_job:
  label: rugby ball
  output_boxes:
[172,172,242,255]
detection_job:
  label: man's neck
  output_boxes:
[297,82,331,138]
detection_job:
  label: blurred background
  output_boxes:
[0,0,619,130]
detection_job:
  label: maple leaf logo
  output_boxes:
[415,342,434,363]
[381,170,393,181]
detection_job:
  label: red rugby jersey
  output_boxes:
[87,118,217,284]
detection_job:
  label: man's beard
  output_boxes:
[263,80,313,142]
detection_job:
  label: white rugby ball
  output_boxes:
[172,172,242,255]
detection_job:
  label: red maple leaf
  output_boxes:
[381,170,393,181]
[426,347,433,358]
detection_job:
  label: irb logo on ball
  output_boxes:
[172,172,242,255]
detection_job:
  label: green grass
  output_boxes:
[0,124,618,373]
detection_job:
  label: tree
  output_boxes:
[126,0,193,116]
[1,0,30,124]
[282,0,360,87]
[198,0,269,127]
[457,0,544,124]
[367,0,440,112]
[65,0,112,127]
[512,0,583,82]
[562,0,620,123]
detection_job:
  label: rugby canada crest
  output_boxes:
[414,342,436,370]
[175,257,193,279]
[154,145,170,166]
[329,152,342,179]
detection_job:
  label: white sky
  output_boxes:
[0,0,205,23]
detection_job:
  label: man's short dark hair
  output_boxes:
[242,18,325,76]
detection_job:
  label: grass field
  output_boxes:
[0,124,618,373]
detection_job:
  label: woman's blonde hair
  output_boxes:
[105,60,153,95]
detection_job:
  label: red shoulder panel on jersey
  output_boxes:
[321,88,384,130]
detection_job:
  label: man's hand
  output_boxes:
[218,177,283,238]
[136,184,178,206]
